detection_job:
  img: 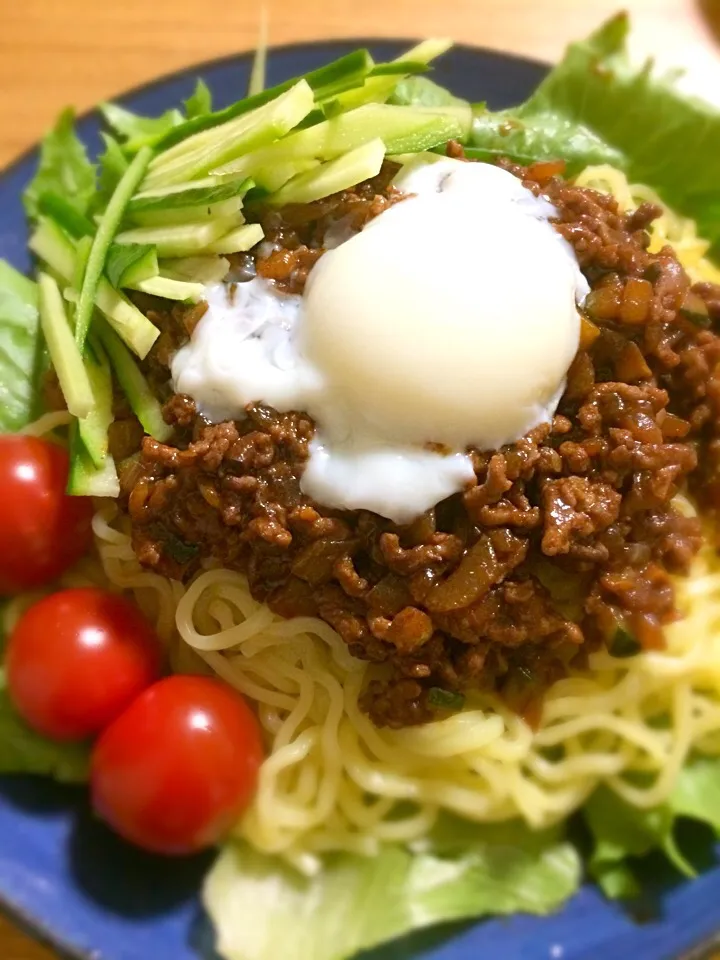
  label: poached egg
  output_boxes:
[172,158,588,524]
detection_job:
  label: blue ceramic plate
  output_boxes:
[0,39,718,960]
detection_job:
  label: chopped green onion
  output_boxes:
[427,688,466,710]
[610,626,641,658]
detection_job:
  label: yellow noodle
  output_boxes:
[6,166,720,870]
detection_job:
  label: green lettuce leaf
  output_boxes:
[469,13,720,254]
[100,102,184,153]
[0,261,45,432]
[583,755,720,899]
[23,109,96,220]
[468,112,623,175]
[184,78,213,120]
[389,76,468,109]
[204,817,580,960]
[0,671,88,782]
[96,132,130,208]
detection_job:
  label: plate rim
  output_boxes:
[0,37,549,176]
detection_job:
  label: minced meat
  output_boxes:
[119,153,720,728]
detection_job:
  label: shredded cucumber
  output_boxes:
[37,272,94,419]
[125,275,204,302]
[160,255,230,284]
[75,146,152,349]
[206,224,264,255]
[270,139,385,206]
[115,218,240,257]
[77,336,113,469]
[153,49,373,152]
[105,243,159,287]
[67,423,120,497]
[128,196,245,228]
[97,321,172,442]
[29,219,159,359]
[143,81,315,189]
[331,38,453,111]
[211,103,470,183]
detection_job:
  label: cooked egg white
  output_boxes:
[172,158,588,524]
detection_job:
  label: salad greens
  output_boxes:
[0,16,720,960]
[23,109,96,221]
[100,102,185,154]
[0,669,89,782]
[184,79,213,121]
[468,13,720,254]
[0,262,44,432]
[584,756,720,899]
[205,819,580,960]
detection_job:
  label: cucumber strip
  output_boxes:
[128,177,252,212]
[154,50,373,152]
[211,103,470,182]
[126,276,204,302]
[205,223,264,255]
[78,337,113,468]
[105,243,159,287]
[132,176,222,199]
[29,218,75,277]
[68,422,120,497]
[331,38,453,111]
[97,321,172,442]
[37,272,94,419]
[270,138,385,206]
[75,146,153,349]
[143,81,315,189]
[259,158,320,193]
[368,61,429,77]
[114,218,237,257]
[72,235,93,294]
[398,38,453,63]
[37,193,95,238]
[128,196,244,227]
[160,256,230,284]
[247,10,267,96]
[95,286,158,358]
[29,219,159,359]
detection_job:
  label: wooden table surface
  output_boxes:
[1,0,719,956]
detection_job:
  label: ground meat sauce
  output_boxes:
[120,152,720,728]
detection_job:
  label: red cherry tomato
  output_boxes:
[91,675,264,855]
[0,435,94,594]
[7,587,162,741]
